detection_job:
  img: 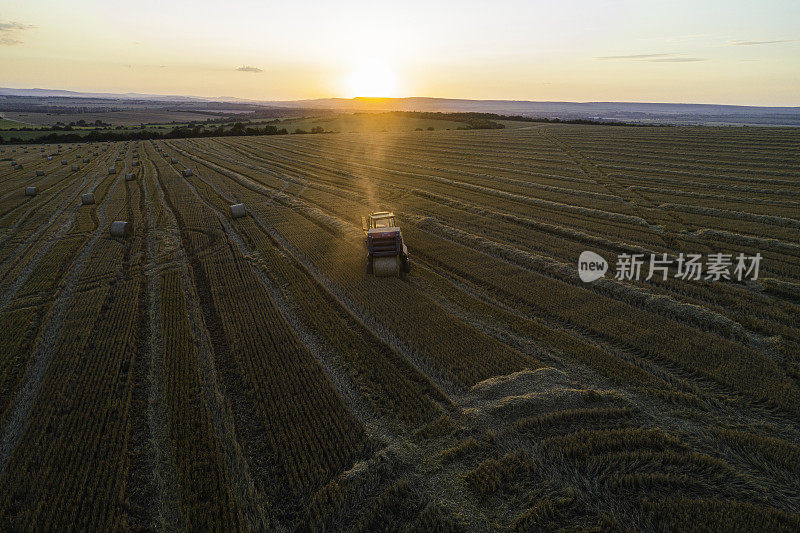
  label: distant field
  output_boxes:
[0,112,477,142]
[1,109,230,127]
[0,118,41,129]
[0,125,798,530]
[278,113,467,133]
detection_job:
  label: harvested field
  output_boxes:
[0,124,798,530]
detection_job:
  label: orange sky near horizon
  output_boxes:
[1,0,799,106]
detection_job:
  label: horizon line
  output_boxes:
[1,87,799,109]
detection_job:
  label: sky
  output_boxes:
[1,0,799,105]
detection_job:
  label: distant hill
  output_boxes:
[1,88,799,125]
[269,97,800,126]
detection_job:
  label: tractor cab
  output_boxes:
[362,211,397,232]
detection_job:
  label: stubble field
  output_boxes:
[0,124,798,530]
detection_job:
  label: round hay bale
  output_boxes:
[125,173,135,181]
[25,186,37,196]
[83,158,90,163]
[109,167,116,174]
[170,158,178,164]
[36,169,45,176]
[110,221,132,238]
[71,165,79,171]
[230,203,246,218]
[14,164,22,170]
[182,169,192,177]
[81,192,95,205]
[61,160,68,165]
[373,255,401,277]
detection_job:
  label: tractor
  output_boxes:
[362,211,411,277]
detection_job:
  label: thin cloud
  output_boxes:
[730,39,795,46]
[595,53,675,60]
[0,22,34,31]
[648,57,706,62]
[595,53,706,63]
[0,21,35,45]
[236,65,263,73]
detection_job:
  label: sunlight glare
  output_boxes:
[346,60,399,97]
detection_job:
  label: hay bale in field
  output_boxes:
[14,164,22,170]
[110,221,132,238]
[125,173,135,181]
[36,169,45,176]
[171,158,178,164]
[83,158,90,163]
[109,167,116,174]
[71,165,79,171]
[47,156,52,161]
[25,186,37,196]
[81,193,95,205]
[230,203,246,218]
[182,168,192,177]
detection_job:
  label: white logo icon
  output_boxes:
[578,251,607,282]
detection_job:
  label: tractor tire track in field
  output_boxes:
[139,157,182,531]
[0,169,89,270]
[0,166,79,226]
[156,146,397,430]
[213,135,654,229]
[0,149,111,254]
[412,243,800,433]
[147,146,269,530]
[0,157,86,225]
[165,142,466,403]
[0,160,128,474]
[537,128,689,243]
[0,147,79,191]
[0,165,110,313]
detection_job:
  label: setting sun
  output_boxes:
[346,61,399,98]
